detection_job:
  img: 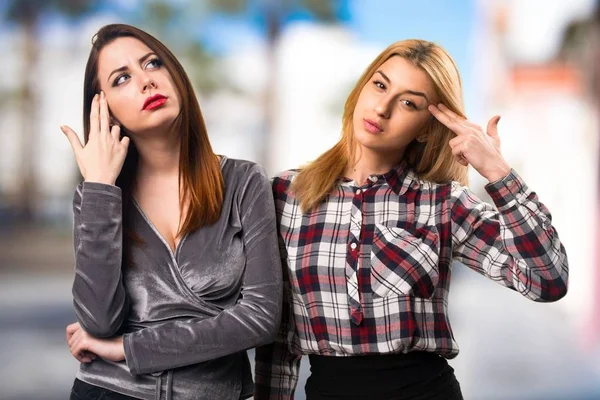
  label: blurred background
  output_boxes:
[1,0,599,399]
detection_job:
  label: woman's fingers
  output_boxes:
[61,125,85,177]
[65,322,98,364]
[79,351,97,363]
[430,103,483,135]
[66,322,80,343]
[64,91,129,185]
[61,125,83,154]
[70,330,88,358]
[486,115,501,139]
[68,326,81,350]
[449,138,469,166]
[110,123,121,142]
[89,94,100,139]
[120,135,130,150]
[66,322,80,335]
[100,91,111,137]
[437,103,466,122]
[428,104,466,135]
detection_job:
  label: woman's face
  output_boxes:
[96,37,181,135]
[352,55,437,159]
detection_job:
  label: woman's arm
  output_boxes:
[450,173,568,301]
[429,103,568,301]
[65,92,130,337]
[71,182,128,337]
[254,248,302,399]
[254,173,303,400]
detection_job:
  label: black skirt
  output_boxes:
[70,379,141,400]
[305,352,463,400]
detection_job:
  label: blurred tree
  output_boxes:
[207,0,343,170]
[4,0,100,221]
[132,1,223,95]
[210,0,340,170]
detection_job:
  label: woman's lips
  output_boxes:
[363,118,383,134]
[142,94,168,110]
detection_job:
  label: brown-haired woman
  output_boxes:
[61,23,282,400]
[254,39,569,400]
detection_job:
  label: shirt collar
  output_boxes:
[344,161,415,196]
[380,161,415,195]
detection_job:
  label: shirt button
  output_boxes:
[355,189,362,195]
[368,176,378,183]
[506,180,514,187]
[350,242,357,250]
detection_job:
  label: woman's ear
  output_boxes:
[415,119,433,143]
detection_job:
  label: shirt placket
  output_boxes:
[346,176,378,325]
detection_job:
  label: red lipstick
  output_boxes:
[142,94,168,110]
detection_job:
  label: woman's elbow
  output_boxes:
[531,275,568,303]
[251,305,282,347]
[74,303,126,338]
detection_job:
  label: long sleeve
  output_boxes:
[72,182,128,337]
[451,169,568,302]
[122,165,283,375]
[254,174,302,400]
[254,239,302,400]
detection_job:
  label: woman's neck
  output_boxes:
[132,131,181,179]
[345,147,404,185]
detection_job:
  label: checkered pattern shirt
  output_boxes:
[254,164,568,399]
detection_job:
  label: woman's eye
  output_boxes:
[113,74,129,86]
[146,58,163,69]
[401,99,417,109]
[374,80,385,90]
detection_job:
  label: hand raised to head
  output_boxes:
[61,91,130,186]
[428,103,510,182]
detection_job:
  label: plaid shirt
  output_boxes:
[254,163,568,399]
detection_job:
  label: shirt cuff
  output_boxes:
[484,169,529,212]
[81,181,122,199]
[123,333,140,375]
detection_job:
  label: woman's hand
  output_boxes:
[66,322,125,363]
[428,103,511,182]
[61,91,130,186]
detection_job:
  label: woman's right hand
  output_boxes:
[61,91,130,186]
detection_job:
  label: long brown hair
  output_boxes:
[292,39,468,212]
[83,24,224,237]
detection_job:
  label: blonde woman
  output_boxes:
[254,39,568,400]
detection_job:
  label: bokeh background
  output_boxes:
[1,0,599,399]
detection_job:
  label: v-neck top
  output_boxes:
[71,156,282,400]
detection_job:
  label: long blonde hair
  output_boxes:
[292,39,468,212]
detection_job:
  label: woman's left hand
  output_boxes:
[428,103,511,182]
[66,322,125,363]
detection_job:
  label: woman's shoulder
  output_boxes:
[272,169,300,184]
[220,156,268,181]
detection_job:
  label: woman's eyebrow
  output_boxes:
[107,52,156,84]
[374,70,429,103]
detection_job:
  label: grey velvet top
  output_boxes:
[71,156,282,400]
